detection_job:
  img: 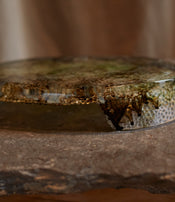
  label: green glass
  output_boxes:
[0,57,175,132]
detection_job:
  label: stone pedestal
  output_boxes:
[0,121,175,195]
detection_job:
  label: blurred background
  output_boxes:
[0,0,175,63]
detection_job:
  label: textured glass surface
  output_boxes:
[0,58,175,132]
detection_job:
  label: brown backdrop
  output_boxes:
[0,0,175,62]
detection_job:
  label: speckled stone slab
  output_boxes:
[0,121,175,195]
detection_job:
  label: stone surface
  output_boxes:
[0,121,175,195]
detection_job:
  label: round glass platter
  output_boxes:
[0,57,175,132]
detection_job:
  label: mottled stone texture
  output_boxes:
[0,122,175,195]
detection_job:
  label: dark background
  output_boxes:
[0,0,175,62]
